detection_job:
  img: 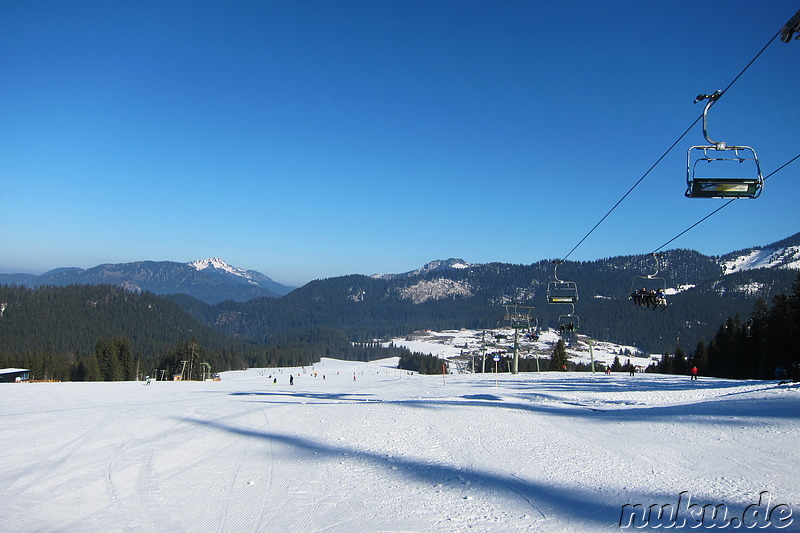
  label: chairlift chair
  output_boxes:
[504,304,535,329]
[686,91,763,199]
[557,313,580,334]
[630,253,668,309]
[510,317,529,329]
[546,260,579,304]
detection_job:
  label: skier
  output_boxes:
[290,375,294,385]
[690,366,698,381]
[655,288,667,308]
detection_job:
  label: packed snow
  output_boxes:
[2,358,798,532]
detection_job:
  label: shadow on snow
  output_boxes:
[181,416,674,529]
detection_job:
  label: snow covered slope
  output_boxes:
[722,245,800,274]
[2,360,797,532]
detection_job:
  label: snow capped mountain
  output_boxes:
[0,258,294,304]
[189,257,256,282]
[190,257,240,274]
[373,258,473,280]
[420,258,471,272]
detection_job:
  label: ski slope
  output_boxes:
[1,358,798,532]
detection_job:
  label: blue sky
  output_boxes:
[2,1,798,287]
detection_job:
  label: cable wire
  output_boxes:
[582,153,800,296]
[651,152,800,254]
[559,29,783,263]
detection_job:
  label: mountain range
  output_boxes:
[0,257,294,304]
[2,232,800,355]
[4,233,799,306]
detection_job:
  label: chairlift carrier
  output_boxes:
[504,304,535,330]
[630,253,667,293]
[630,253,668,308]
[558,305,580,332]
[547,260,579,304]
[686,91,763,199]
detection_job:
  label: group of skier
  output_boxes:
[631,287,667,309]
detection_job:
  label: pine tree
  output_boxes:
[690,341,708,374]
[550,339,568,370]
[673,346,689,376]
[85,354,102,381]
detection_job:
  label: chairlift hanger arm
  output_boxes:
[694,90,725,148]
[648,252,662,279]
[552,259,563,282]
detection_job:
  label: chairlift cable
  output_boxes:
[560,28,784,263]
[651,152,800,254]
[582,153,800,296]
[716,30,781,99]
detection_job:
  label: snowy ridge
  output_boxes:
[373,258,473,280]
[395,278,473,304]
[722,245,800,274]
[189,257,250,278]
[189,257,265,286]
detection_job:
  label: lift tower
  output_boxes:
[504,305,535,374]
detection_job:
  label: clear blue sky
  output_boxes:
[2,1,798,287]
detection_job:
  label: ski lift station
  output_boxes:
[0,368,31,383]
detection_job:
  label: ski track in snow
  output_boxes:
[1,358,799,533]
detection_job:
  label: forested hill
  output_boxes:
[172,245,800,355]
[3,235,799,380]
[0,284,253,364]
[0,284,417,381]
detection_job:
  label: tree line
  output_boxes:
[172,261,797,357]
[649,273,800,380]
[0,285,419,381]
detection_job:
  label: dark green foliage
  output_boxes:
[0,285,412,381]
[0,284,228,358]
[91,337,135,381]
[398,352,448,374]
[549,339,568,370]
[658,347,689,375]
[684,273,800,379]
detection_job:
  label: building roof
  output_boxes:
[0,368,31,375]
